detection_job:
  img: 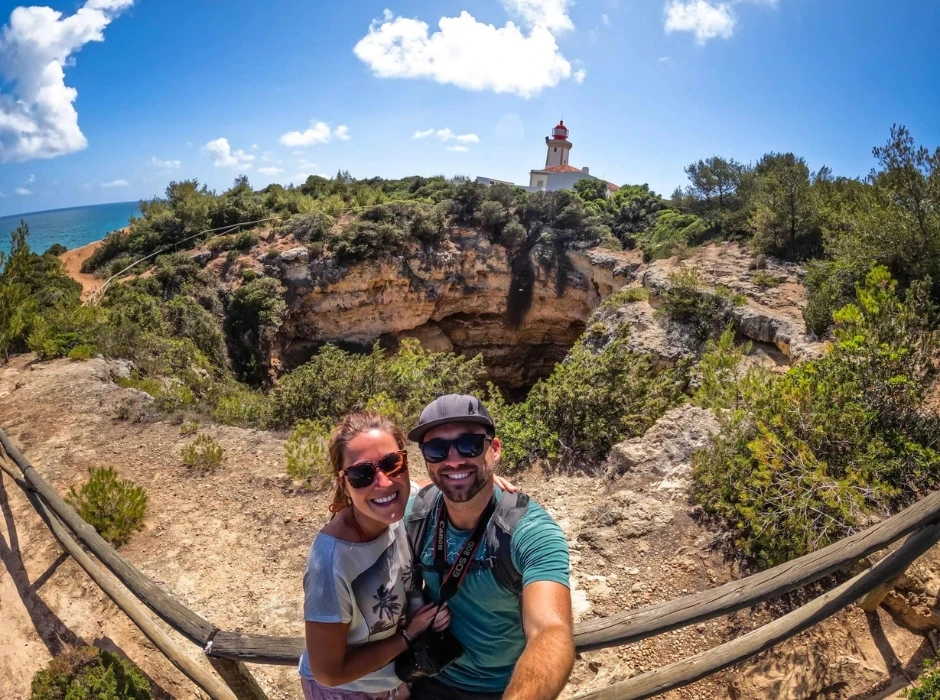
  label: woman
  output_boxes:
[299,412,442,699]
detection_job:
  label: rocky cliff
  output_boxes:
[265,229,642,388]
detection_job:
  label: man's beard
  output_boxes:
[431,462,490,503]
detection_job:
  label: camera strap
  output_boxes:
[433,497,497,604]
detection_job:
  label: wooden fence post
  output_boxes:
[206,658,269,700]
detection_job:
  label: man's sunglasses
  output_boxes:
[343,450,408,489]
[420,433,490,464]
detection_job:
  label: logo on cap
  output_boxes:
[468,401,476,416]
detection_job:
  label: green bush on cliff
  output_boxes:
[693,267,940,567]
[270,340,484,429]
[31,646,151,700]
[499,324,687,467]
[657,266,738,342]
[66,467,148,547]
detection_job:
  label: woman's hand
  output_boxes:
[493,474,518,493]
[405,603,451,638]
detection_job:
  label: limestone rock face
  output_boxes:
[588,242,826,368]
[607,404,720,490]
[268,231,642,388]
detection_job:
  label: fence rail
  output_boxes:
[3,423,940,699]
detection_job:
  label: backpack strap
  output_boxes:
[486,491,530,596]
[404,484,441,589]
[406,484,530,598]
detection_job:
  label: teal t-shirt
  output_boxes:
[406,487,570,693]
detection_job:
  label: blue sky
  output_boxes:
[0,0,938,216]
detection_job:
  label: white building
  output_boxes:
[476,120,619,196]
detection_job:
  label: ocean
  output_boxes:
[0,201,140,256]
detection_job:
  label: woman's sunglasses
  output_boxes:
[343,450,408,489]
[419,433,490,464]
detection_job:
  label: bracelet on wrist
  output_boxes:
[401,629,413,645]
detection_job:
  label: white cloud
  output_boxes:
[26,173,35,183]
[80,182,92,191]
[602,14,610,25]
[101,178,128,187]
[250,143,258,150]
[260,150,279,163]
[664,1,735,43]
[659,56,671,62]
[416,128,480,144]
[278,121,350,148]
[150,156,181,170]
[447,145,470,152]
[258,166,284,175]
[15,187,31,195]
[353,9,583,99]
[0,0,133,163]
[501,0,574,33]
[296,158,318,169]
[203,137,255,168]
[574,69,586,83]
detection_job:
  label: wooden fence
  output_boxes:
[3,424,940,700]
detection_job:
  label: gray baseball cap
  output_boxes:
[407,394,496,443]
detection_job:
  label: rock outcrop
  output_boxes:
[586,242,826,369]
[267,230,642,388]
[607,404,721,490]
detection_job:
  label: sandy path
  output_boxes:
[59,240,104,301]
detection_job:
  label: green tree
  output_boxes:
[750,152,820,257]
[224,277,287,383]
[573,177,608,203]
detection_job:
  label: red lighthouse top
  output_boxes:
[551,120,569,140]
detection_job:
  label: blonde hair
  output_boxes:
[328,412,406,514]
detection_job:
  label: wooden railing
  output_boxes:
[3,424,940,700]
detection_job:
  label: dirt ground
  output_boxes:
[58,241,104,300]
[1,355,937,700]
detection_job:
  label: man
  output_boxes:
[404,394,574,700]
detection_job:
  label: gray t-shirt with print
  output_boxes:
[298,520,410,693]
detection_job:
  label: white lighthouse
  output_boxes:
[544,120,572,168]
[474,119,619,195]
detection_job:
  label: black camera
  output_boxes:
[394,626,464,682]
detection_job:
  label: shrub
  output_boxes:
[332,220,406,264]
[277,211,334,243]
[44,243,68,257]
[803,259,869,337]
[600,286,649,310]
[692,325,763,411]
[68,344,96,361]
[485,384,559,473]
[693,268,940,567]
[750,270,780,288]
[270,340,484,430]
[30,646,151,700]
[181,434,224,471]
[224,277,287,383]
[657,267,734,342]
[180,419,199,436]
[66,467,148,547]
[213,385,272,427]
[638,211,709,261]
[905,653,940,700]
[524,324,687,463]
[285,419,332,483]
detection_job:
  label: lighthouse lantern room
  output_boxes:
[544,120,572,168]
